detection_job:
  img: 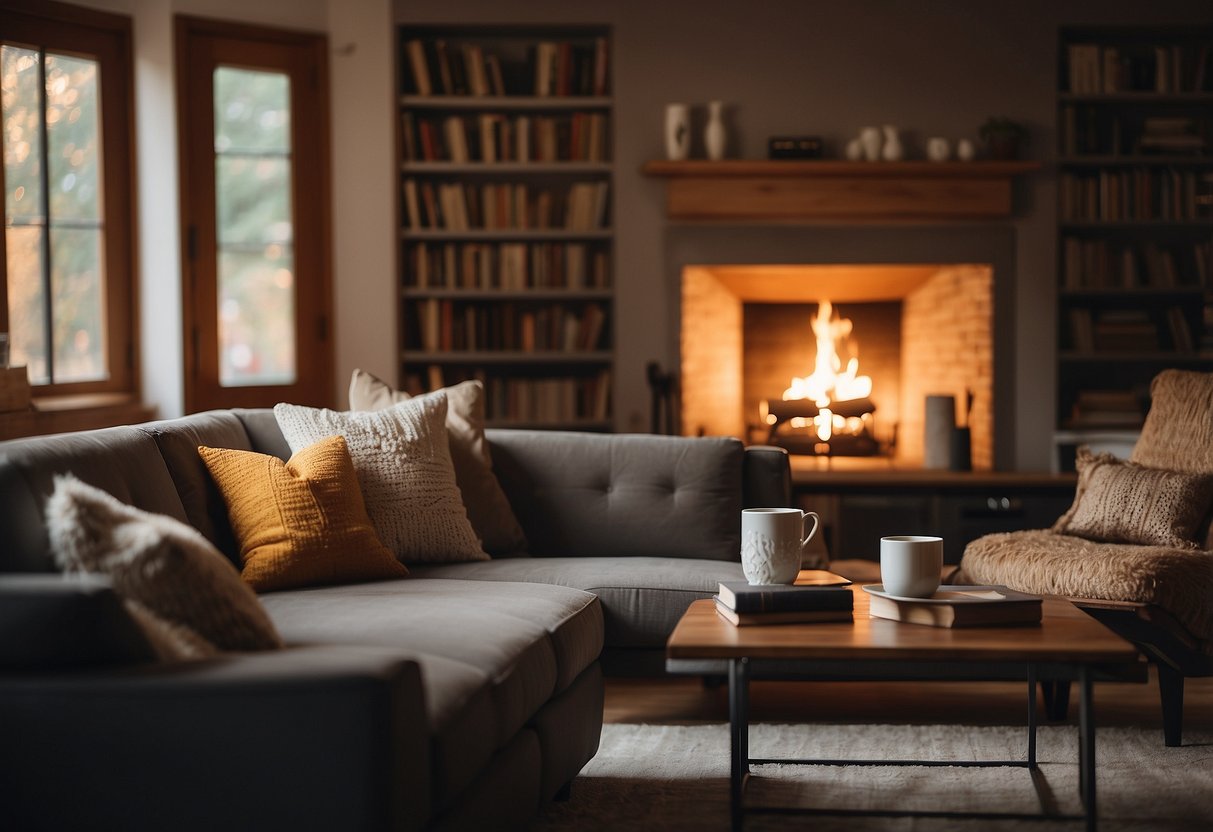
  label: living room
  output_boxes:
[2,0,1212,830]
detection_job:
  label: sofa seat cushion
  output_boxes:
[957,529,1213,641]
[409,557,747,648]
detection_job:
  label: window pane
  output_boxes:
[4,225,48,382]
[2,45,44,221]
[50,227,106,382]
[213,67,289,152]
[218,248,295,386]
[46,54,102,222]
[213,66,294,387]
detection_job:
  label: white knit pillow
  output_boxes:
[274,394,488,563]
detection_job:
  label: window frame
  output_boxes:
[175,15,333,413]
[0,0,138,396]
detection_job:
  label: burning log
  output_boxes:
[764,396,876,421]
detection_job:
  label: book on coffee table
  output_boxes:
[717,578,854,614]
[713,598,853,627]
[864,585,1042,628]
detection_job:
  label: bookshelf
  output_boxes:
[1056,26,1213,454]
[396,24,613,429]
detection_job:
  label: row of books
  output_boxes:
[403,179,610,231]
[1061,238,1211,289]
[1066,388,1145,429]
[402,112,610,164]
[1060,169,1213,222]
[714,578,853,626]
[404,242,610,291]
[404,37,608,97]
[400,367,611,423]
[1066,306,1197,352]
[1060,108,1211,156]
[1066,42,1212,94]
[409,299,608,354]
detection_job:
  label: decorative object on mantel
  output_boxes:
[768,135,823,159]
[979,116,1030,160]
[844,137,863,160]
[858,126,881,161]
[880,125,903,161]
[956,138,977,161]
[926,136,951,162]
[924,394,956,469]
[664,103,690,160]
[704,100,726,161]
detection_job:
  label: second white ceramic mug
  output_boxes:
[880,535,943,598]
[741,508,821,585]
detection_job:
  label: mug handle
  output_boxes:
[800,511,820,550]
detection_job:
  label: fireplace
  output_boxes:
[681,263,994,469]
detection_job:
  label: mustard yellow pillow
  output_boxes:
[198,436,409,592]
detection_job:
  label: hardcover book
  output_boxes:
[864,585,1042,628]
[717,578,853,614]
[714,598,852,627]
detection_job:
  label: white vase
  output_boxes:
[858,126,881,161]
[665,103,690,161]
[881,125,903,161]
[844,138,863,161]
[705,100,726,161]
[926,136,951,162]
[956,138,976,161]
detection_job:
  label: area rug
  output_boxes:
[533,722,1213,831]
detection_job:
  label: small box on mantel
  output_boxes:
[0,367,32,412]
[767,135,823,159]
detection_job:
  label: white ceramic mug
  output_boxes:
[880,535,943,598]
[741,508,821,585]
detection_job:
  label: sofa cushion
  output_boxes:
[199,437,409,592]
[957,528,1213,641]
[274,396,487,563]
[1053,448,1213,550]
[47,475,282,653]
[258,578,601,808]
[410,557,748,648]
[349,370,527,556]
[486,430,745,562]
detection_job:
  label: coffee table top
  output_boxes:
[667,585,1139,665]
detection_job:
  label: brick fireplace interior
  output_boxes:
[681,263,994,469]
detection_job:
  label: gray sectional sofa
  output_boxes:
[0,409,790,831]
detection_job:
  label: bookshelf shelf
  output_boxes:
[1055,26,1213,463]
[396,23,614,428]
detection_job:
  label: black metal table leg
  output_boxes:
[1079,665,1097,831]
[729,657,750,832]
[1027,664,1038,768]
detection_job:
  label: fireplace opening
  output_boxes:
[681,264,994,469]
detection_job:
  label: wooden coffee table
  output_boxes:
[666,585,1143,832]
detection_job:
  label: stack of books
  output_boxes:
[714,580,853,626]
[865,585,1042,628]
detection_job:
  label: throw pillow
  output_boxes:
[348,369,527,555]
[274,395,488,563]
[1052,447,1213,550]
[46,475,282,652]
[198,436,409,592]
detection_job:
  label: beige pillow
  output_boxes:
[274,394,488,563]
[1053,448,1213,550]
[349,370,527,556]
[46,475,282,654]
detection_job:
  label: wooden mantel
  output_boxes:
[641,160,1041,222]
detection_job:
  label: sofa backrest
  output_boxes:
[487,429,744,561]
[0,427,190,573]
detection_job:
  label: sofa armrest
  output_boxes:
[0,645,430,832]
[743,444,792,508]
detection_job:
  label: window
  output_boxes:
[0,2,135,394]
[176,16,332,412]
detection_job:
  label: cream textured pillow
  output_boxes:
[274,395,488,563]
[46,475,282,653]
[1052,448,1213,550]
[349,369,527,555]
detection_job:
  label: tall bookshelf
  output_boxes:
[396,25,614,429]
[1056,26,1213,465]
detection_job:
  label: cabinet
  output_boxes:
[1056,27,1213,458]
[396,25,613,429]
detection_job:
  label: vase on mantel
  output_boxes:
[881,125,903,161]
[705,100,726,161]
[665,103,690,161]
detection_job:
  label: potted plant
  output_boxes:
[979,117,1030,160]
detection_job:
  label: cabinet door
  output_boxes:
[836,494,934,561]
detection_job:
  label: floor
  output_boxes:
[604,667,1213,736]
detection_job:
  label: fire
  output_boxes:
[781,301,872,441]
